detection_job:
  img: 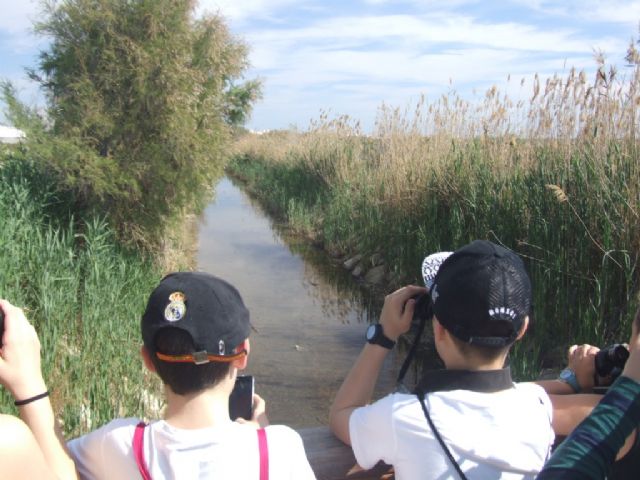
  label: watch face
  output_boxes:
[366,324,376,341]
[560,369,572,381]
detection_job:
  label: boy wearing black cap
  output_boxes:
[67,272,315,479]
[330,240,554,479]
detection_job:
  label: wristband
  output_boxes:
[14,391,50,406]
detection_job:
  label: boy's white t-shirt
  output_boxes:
[67,418,316,480]
[349,382,554,480]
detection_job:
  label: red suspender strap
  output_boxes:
[257,428,269,480]
[133,421,152,480]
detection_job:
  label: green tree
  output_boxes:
[5,0,260,246]
[223,79,263,127]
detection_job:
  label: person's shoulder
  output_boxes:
[373,391,418,411]
[263,426,316,478]
[264,424,303,440]
[513,382,553,413]
[359,391,416,407]
[389,391,419,404]
[262,425,307,456]
[352,392,417,422]
[96,417,143,433]
[70,417,142,444]
[0,414,33,445]
[0,413,28,431]
[514,381,551,398]
[0,415,54,479]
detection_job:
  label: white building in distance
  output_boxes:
[0,125,26,144]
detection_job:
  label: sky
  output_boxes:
[1,0,639,132]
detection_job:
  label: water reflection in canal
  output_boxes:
[196,177,398,428]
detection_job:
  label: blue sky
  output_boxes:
[1,0,639,132]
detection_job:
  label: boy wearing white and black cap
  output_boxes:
[67,272,315,479]
[330,240,555,479]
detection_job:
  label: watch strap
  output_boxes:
[367,324,395,349]
[559,367,582,393]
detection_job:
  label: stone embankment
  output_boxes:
[340,251,392,290]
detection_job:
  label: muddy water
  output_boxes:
[196,177,398,428]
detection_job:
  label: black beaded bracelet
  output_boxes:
[14,391,49,406]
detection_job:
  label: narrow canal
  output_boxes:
[196,177,399,428]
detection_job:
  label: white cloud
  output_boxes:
[247,14,624,56]
[363,0,479,7]
[513,0,640,27]
[244,13,624,97]
[247,39,607,131]
[1,0,636,131]
[238,7,632,130]
[590,2,640,26]
[197,0,303,24]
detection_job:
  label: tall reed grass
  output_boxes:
[0,150,164,437]
[230,51,640,378]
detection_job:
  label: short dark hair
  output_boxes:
[150,328,231,395]
[433,316,512,364]
[448,332,511,363]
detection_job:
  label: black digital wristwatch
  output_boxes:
[366,324,396,349]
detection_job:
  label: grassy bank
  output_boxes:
[0,148,167,437]
[229,62,640,379]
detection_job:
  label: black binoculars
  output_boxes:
[595,343,629,379]
[412,293,432,323]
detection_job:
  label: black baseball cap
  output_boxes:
[428,240,532,347]
[141,272,251,364]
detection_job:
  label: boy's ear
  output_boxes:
[140,346,157,372]
[232,339,250,370]
[516,316,529,340]
[432,316,447,342]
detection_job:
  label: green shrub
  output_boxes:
[3,0,260,248]
[0,153,163,436]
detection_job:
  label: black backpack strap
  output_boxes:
[416,390,469,480]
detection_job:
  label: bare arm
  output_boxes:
[328,342,390,445]
[548,328,640,461]
[537,342,600,435]
[550,393,636,460]
[540,329,640,478]
[0,414,55,479]
[0,300,78,480]
[549,393,601,436]
[536,380,576,395]
[329,285,426,445]
[536,344,601,395]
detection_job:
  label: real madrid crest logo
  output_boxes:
[164,291,186,322]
